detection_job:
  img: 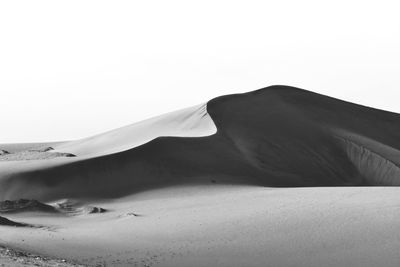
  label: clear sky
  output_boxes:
[1,0,399,142]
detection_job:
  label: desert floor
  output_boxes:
[1,185,400,267]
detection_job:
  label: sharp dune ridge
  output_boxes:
[1,86,400,201]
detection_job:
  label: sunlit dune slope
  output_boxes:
[53,104,216,156]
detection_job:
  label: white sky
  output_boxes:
[1,0,400,143]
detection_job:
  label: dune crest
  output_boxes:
[53,103,217,157]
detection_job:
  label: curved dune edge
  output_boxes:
[1,85,400,201]
[53,103,218,157]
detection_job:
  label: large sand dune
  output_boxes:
[1,86,400,201]
[1,86,400,266]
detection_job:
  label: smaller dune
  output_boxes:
[0,142,63,153]
[0,216,27,227]
[0,150,76,161]
[0,199,107,217]
[0,199,57,214]
[88,207,107,214]
[56,200,108,215]
[0,150,9,155]
[28,146,55,152]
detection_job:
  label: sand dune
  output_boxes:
[1,86,400,266]
[1,86,400,201]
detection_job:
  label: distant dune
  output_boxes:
[1,86,400,266]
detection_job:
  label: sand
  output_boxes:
[1,86,400,266]
[1,186,400,266]
[0,245,84,266]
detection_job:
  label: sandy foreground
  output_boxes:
[0,185,399,267]
[0,245,84,267]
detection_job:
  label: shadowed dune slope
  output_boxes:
[1,85,400,201]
